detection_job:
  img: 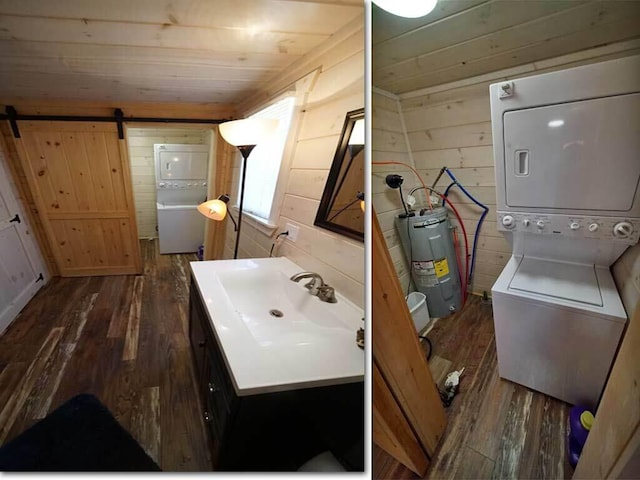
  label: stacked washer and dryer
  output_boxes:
[155,144,210,254]
[490,55,640,410]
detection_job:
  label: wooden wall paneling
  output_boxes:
[278,239,365,309]
[612,243,640,318]
[373,362,429,476]
[211,18,365,310]
[372,0,487,45]
[377,1,630,90]
[0,0,362,32]
[204,129,234,261]
[401,96,491,131]
[372,211,447,457]
[117,128,142,274]
[236,15,363,114]
[407,122,493,152]
[375,0,581,69]
[374,0,640,94]
[574,303,640,479]
[387,8,640,94]
[14,121,141,276]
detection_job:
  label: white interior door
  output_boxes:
[0,149,48,334]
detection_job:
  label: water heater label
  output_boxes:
[412,261,439,287]
[434,258,449,277]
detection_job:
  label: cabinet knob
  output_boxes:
[203,411,211,422]
[208,382,218,393]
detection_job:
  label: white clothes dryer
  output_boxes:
[489,55,640,409]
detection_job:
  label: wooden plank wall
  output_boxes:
[0,0,363,104]
[373,0,640,94]
[612,243,640,320]
[374,40,640,296]
[371,90,414,294]
[126,127,210,238]
[219,16,365,308]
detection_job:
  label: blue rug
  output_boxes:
[0,393,161,471]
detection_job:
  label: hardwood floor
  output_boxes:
[0,239,211,471]
[374,296,573,480]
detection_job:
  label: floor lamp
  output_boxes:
[201,118,278,259]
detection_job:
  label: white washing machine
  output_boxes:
[489,55,640,409]
[154,144,209,254]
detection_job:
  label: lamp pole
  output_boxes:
[234,144,256,259]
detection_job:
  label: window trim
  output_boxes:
[234,70,320,235]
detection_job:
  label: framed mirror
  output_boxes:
[314,108,365,241]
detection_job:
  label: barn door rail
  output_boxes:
[1,106,230,139]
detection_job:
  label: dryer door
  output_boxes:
[502,92,640,213]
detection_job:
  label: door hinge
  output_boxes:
[9,213,20,224]
[35,273,44,283]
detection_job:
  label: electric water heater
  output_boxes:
[395,206,462,317]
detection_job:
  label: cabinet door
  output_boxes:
[204,346,231,440]
[189,283,207,382]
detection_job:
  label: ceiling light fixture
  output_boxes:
[373,0,438,18]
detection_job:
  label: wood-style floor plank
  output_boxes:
[0,239,211,471]
[0,327,64,444]
[374,296,571,480]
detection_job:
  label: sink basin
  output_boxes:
[190,257,364,395]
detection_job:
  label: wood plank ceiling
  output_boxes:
[0,0,363,104]
[373,0,640,94]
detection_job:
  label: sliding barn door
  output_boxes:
[14,122,141,276]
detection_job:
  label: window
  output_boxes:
[239,96,296,223]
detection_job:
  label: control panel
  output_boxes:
[158,181,207,189]
[497,211,640,244]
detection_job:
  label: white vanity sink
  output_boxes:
[189,257,364,395]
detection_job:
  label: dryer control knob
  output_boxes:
[588,223,599,232]
[570,222,580,231]
[536,220,545,229]
[159,182,166,188]
[613,221,633,239]
[502,215,515,228]
[522,219,530,227]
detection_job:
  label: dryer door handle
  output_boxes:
[515,149,529,176]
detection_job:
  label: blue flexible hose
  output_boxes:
[441,168,489,287]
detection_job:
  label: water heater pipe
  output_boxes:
[441,167,489,288]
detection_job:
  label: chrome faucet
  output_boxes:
[290,272,337,303]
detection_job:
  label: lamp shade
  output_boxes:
[197,198,227,221]
[373,0,438,18]
[218,118,279,147]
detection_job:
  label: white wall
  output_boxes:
[219,16,365,308]
[373,39,640,297]
[127,127,210,238]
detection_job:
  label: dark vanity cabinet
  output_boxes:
[188,279,364,471]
